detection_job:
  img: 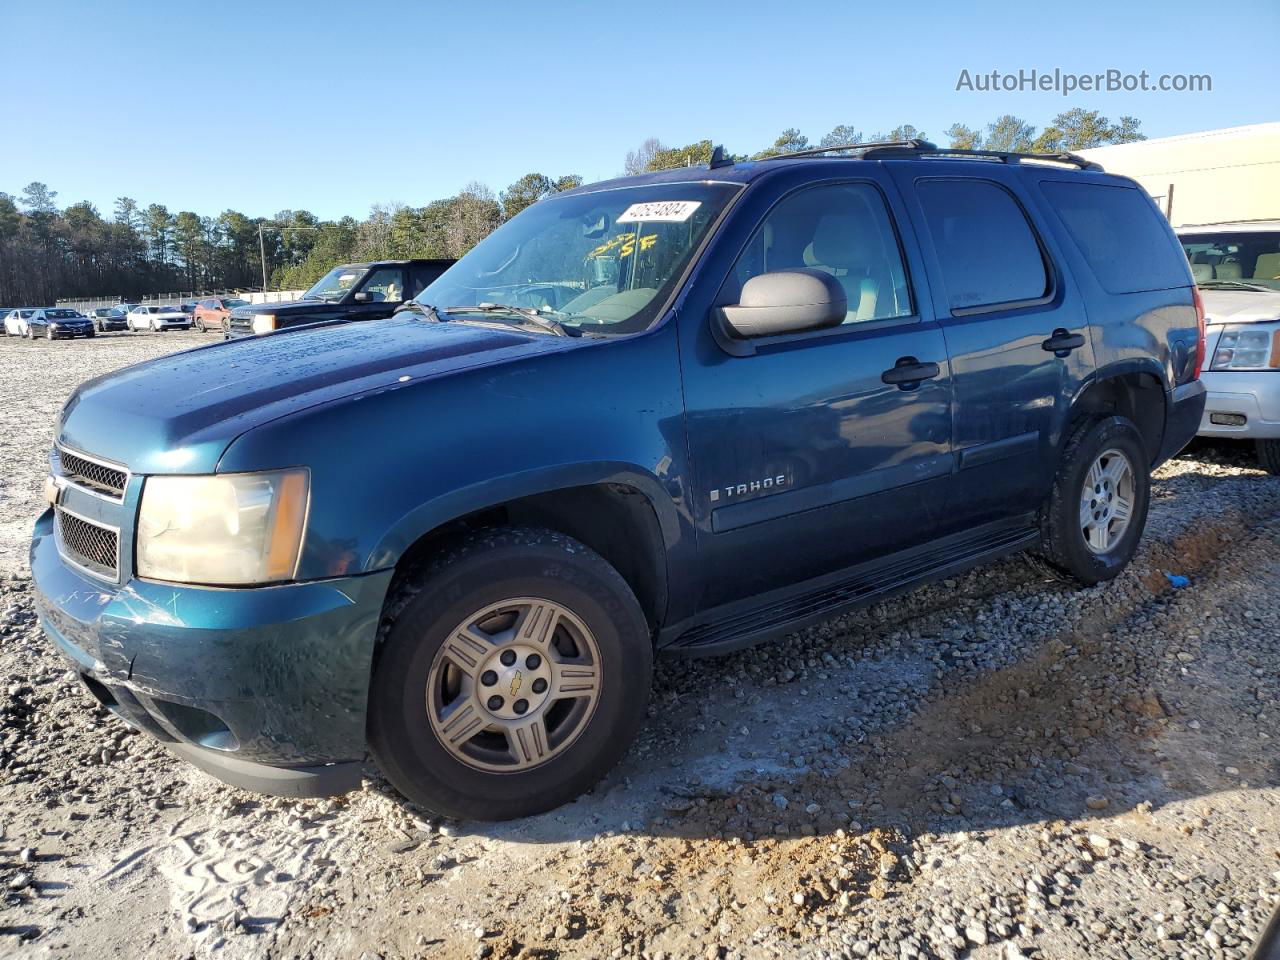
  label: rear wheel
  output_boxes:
[368,527,652,821]
[1258,439,1280,476]
[1039,416,1150,586]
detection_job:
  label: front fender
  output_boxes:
[216,322,692,587]
[366,461,683,572]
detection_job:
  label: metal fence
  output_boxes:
[56,289,306,311]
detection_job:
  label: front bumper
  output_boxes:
[1156,380,1208,465]
[31,508,393,797]
[1196,370,1280,439]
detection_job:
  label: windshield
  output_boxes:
[224,298,249,308]
[417,182,741,335]
[305,266,365,301]
[47,309,81,318]
[1181,231,1280,291]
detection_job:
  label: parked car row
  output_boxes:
[2,300,253,338]
[3,307,96,339]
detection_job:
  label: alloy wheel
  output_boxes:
[425,597,602,773]
[1079,447,1135,554]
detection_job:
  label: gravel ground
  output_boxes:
[0,330,1277,960]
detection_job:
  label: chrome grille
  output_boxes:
[56,508,119,579]
[55,446,127,499]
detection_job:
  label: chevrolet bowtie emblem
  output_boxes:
[509,672,523,697]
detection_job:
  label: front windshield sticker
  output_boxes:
[617,200,701,223]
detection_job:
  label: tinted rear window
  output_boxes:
[916,179,1049,312]
[1041,181,1186,294]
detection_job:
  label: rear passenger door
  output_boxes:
[891,168,1094,531]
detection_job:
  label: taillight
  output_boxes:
[1191,286,1207,379]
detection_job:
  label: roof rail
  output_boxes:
[759,138,937,161]
[760,138,1103,172]
[863,144,1103,171]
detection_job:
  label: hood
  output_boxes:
[1199,288,1280,326]
[232,298,338,316]
[57,315,575,474]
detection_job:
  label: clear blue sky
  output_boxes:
[3,0,1275,221]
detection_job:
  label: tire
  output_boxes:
[1258,439,1280,476]
[86,329,96,338]
[45,326,54,341]
[23,326,31,339]
[368,526,653,821]
[1039,415,1151,586]
[195,318,204,332]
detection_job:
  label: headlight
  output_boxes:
[136,469,309,585]
[252,313,278,334]
[1210,325,1280,371]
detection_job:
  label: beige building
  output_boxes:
[1077,122,1280,227]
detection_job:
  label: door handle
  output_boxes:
[881,357,941,389]
[1042,328,1085,357]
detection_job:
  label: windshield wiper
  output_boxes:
[1199,280,1273,292]
[443,303,575,337]
[395,301,446,322]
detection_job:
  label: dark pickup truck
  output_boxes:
[226,258,454,337]
[34,140,1205,821]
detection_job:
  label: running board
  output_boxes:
[664,519,1039,656]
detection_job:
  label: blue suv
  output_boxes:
[32,140,1205,820]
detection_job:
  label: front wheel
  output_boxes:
[368,527,652,821]
[1258,439,1280,476]
[45,326,55,341]
[1039,416,1151,586]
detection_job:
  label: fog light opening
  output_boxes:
[1209,412,1248,427]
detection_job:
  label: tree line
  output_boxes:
[0,108,1143,306]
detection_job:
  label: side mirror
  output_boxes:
[353,291,371,303]
[720,269,847,340]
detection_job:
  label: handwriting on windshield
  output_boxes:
[587,232,658,260]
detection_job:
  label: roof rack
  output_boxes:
[759,138,936,161]
[760,138,1104,172]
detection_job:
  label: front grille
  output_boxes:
[56,508,119,579]
[56,447,127,499]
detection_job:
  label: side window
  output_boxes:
[1040,180,1186,294]
[723,182,913,324]
[360,268,406,302]
[916,179,1049,313]
[408,264,447,299]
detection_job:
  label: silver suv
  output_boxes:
[1179,221,1280,473]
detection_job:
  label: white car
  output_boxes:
[3,308,35,337]
[1178,220,1280,474]
[127,304,192,332]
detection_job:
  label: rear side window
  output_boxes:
[916,179,1049,313]
[1041,181,1186,293]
